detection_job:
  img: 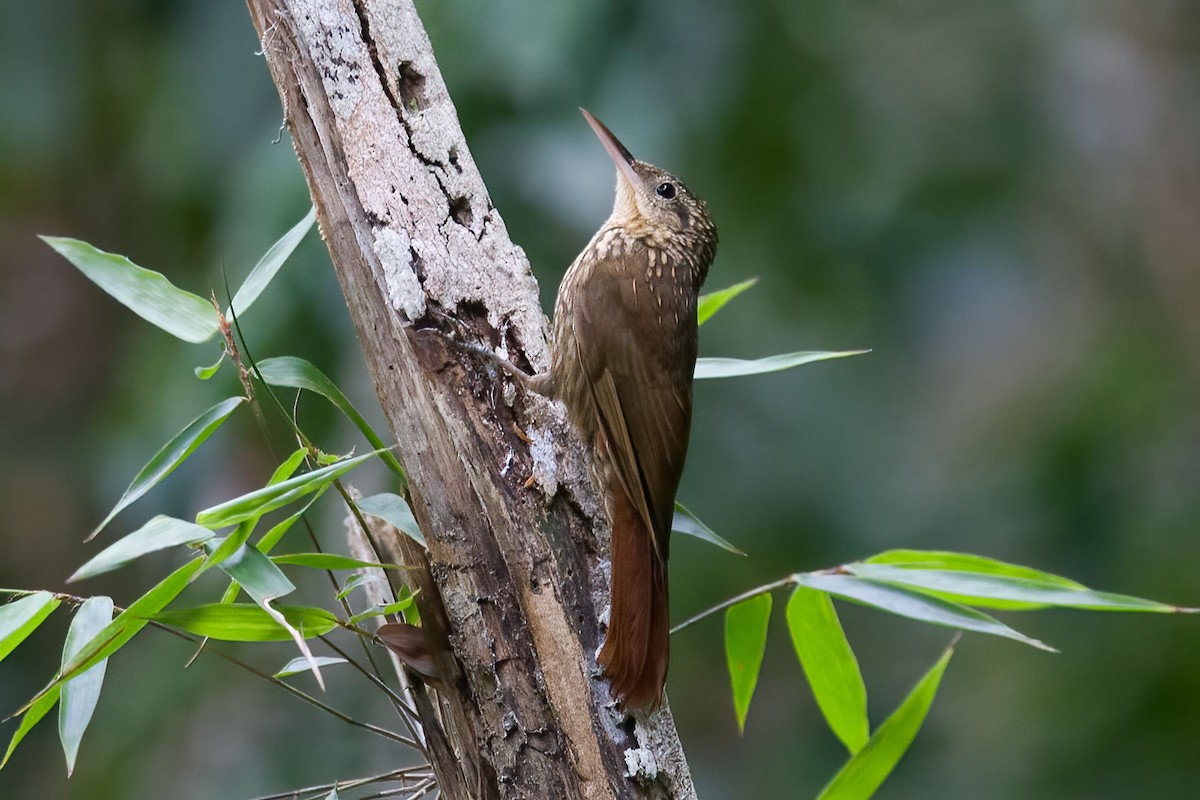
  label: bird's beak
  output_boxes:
[581,108,642,191]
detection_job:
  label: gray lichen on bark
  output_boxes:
[291,0,548,361]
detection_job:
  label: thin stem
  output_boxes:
[248,766,435,800]
[148,622,421,749]
[231,318,411,734]
[320,636,410,715]
[318,633,426,751]
[670,576,796,634]
[328,478,429,743]
[335,480,407,606]
[361,778,437,800]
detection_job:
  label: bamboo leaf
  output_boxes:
[72,516,214,582]
[58,596,113,776]
[23,559,204,719]
[263,599,328,689]
[90,398,245,539]
[60,560,201,678]
[200,512,301,659]
[203,452,310,569]
[227,207,315,318]
[204,537,325,685]
[865,550,1087,587]
[355,493,425,547]
[196,451,377,529]
[695,350,869,380]
[336,573,386,600]
[207,540,295,604]
[204,517,259,571]
[257,492,324,554]
[787,586,869,754]
[848,562,1182,613]
[794,573,1055,652]
[2,686,59,769]
[0,591,61,664]
[697,277,758,325]
[194,351,226,380]
[41,236,219,343]
[151,604,338,641]
[819,644,955,800]
[672,503,745,556]
[221,449,316,571]
[347,594,417,625]
[257,356,406,482]
[270,448,309,485]
[725,593,773,732]
[275,656,348,679]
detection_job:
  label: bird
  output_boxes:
[457,109,717,709]
[544,109,718,710]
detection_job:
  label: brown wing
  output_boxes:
[573,262,695,552]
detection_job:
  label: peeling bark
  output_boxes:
[243,1,697,797]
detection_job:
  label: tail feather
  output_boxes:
[598,482,670,710]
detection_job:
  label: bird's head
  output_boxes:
[582,109,717,255]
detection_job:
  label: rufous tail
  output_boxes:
[598,481,670,711]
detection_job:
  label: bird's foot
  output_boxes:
[419,315,549,397]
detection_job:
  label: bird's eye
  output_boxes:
[655,182,677,200]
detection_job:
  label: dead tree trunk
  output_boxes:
[244,2,697,797]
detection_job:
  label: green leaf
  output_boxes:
[818,643,955,800]
[227,207,315,318]
[23,559,204,722]
[209,448,312,572]
[336,573,386,600]
[270,448,310,485]
[90,397,245,539]
[204,536,324,685]
[206,540,295,604]
[257,356,406,483]
[63,561,202,677]
[672,503,745,556]
[194,351,226,380]
[59,596,113,776]
[272,553,398,570]
[41,236,219,343]
[257,492,324,554]
[695,350,869,380]
[72,516,214,582]
[151,603,338,641]
[204,517,259,572]
[195,451,377,529]
[0,591,61,664]
[275,655,348,679]
[347,594,417,625]
[848,562,1180,613]
[787,586,869,754]
[865,550,1087,587]
[355,493,425,547]
[794,573,1054,652]
[2,686,59,769]
[697,277,758,325]
[725,593,773,732]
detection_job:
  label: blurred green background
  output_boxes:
[2,1,1198,798]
